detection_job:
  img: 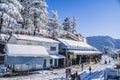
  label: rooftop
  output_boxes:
[12,34,59,43]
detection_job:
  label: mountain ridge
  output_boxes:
[86,36,120,52]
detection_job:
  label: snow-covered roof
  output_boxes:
[12,34,59,43]
[57,38,96,50]
[50,54,65,59]
[6,44,49,57]
[68,50,102,55]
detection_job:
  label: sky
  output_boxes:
[46,0,120,39]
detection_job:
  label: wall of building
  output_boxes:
[8,36,59,69]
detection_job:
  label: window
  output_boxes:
[50,47,56,51]
[50,59,53,64]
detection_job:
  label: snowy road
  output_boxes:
[82,64,107,80]
[81,55,116,80]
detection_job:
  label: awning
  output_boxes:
[50,54,66,59]
[6,44,49,57]
[68,50,102,55]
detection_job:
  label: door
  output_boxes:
[54,59,57,67]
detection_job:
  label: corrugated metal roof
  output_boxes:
[57,38,97,50]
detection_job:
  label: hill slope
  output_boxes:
[86,36,120,52]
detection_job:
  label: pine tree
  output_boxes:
[71,17,77,34]
[19,0,49,36]
[0,0,23,34]
[48,11,62,38]
[62,17,71,32]
[0,12,3,33]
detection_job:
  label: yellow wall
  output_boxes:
[70,55,77,59]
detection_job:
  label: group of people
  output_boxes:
[65,68,79,80]
[65,65,92,80]
[104,60,111,64]
[81,63,92,75]
[71,71,79,80]
[65,68,71,78]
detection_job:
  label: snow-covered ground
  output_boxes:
[81,55,116,80]
[0,55,116,80]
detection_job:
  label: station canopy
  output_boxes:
[57,38,97,50]
[68,50,102,55]
[50,54,65,59]
[57,38,102,55]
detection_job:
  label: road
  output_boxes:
[82,58,116,80]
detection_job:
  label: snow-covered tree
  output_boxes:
[0,0,23,34]
[62,17,71,32]
[71,17,77,34]
[62,17,77,34]
[19,0,49,36]
[48,10,62,38]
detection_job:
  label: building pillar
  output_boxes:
[79,56,81,65]
[118,53,119,62]
[66,48,68,67]
[64,58,66,67]
[52,59,54,67]
[57,59,58,67]
[90,55,92,64]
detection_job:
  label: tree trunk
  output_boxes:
[33,12,37,36]
[33,29,36,36]
[0,12,3,33]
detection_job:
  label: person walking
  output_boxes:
[105,60,107,64]
[89,66,92,75]
[75,71,78,80]
[68,68,71,76]
[109,60,111,64]
[50,64,53,70]
[65,68,69,79]
[81,63,84,71]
